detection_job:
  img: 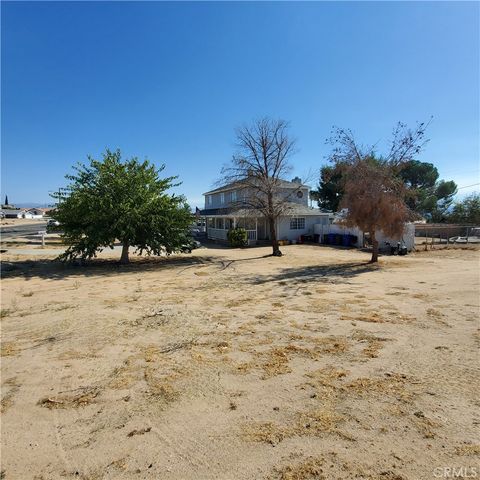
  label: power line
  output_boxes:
[457,183,480,190]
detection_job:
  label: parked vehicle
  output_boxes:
[180,239,201,253]
[46,219,61,232]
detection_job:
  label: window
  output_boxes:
[215,218,224,229]
[207,195,212,206]
[231,190,237,202]
[290,217,306,230]
[207,217,215,228]
[225,218,233,229]
[220,192,225,204]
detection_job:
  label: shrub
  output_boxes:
[227,228,248,247]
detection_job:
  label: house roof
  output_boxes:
[1,209,27,215]
[199,203,332,217]
[203,178,309,196]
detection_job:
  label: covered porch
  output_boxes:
[206,216,268,244]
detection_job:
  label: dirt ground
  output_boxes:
[1,244,479,480]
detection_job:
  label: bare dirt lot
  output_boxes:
[1,245,479,479]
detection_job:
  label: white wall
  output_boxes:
[277,215,329,241]
[313,223,415,251]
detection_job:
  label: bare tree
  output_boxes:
[221,117,298,257]
[328,121,429,262]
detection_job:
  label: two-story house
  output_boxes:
[199,178,333,244]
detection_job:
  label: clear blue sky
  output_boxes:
[2,1,479,208]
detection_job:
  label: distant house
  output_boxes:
[200,178,333,244]
[26,208,46,218]
[0,208,44,219]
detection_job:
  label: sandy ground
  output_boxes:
[1,244,479,480]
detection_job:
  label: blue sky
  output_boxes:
[2,1,479,208]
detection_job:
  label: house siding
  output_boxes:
[205,186,309,209]
[277,215,324,241]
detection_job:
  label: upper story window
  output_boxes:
[207,195,212,206]
[290,217,306,230]
[231,190,237,202]
[296,190,304,199]
[220,192,225,204]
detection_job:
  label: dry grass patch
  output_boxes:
[306,366,348,386]
[38,386,100,409]
[268,456,325,480]
[57,349,99,360]
[1,385,20,414]
[343,373,414,403]
[412,412,440,439]
[455,444,480,456]
[1,341,20,357]
[243,407,344,446]
[108,357,139,390]
[313,336,350,355]
[143,365,180,403]
[341,312,385,323]
[351,331,390,359]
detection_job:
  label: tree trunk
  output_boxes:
[370,230,379,263]
[120,240,130,264]
[268,216,282,257]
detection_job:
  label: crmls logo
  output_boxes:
[433,467,478,478]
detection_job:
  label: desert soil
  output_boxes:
[1,245,479,479]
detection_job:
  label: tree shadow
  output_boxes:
[1,255,217,282]
[249,261,381,286]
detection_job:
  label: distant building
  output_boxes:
[0,208,45,219]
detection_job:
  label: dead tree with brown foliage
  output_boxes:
[327,121,430,262]
[221,118,298,257]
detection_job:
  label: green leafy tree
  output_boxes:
[310,164,345,211]
[51,149,192,264]
[400,161,457,221]
[312,158,457,221]
[447,193,480,224]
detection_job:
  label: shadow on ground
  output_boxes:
[1,255,219,281]
[249,261,381,286]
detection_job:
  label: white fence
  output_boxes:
[207,228,228,241]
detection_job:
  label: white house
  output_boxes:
[0,208,45,219]
[200,178,333,244]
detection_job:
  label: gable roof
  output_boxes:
[199,203,332,217]
[203,178,309,196]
